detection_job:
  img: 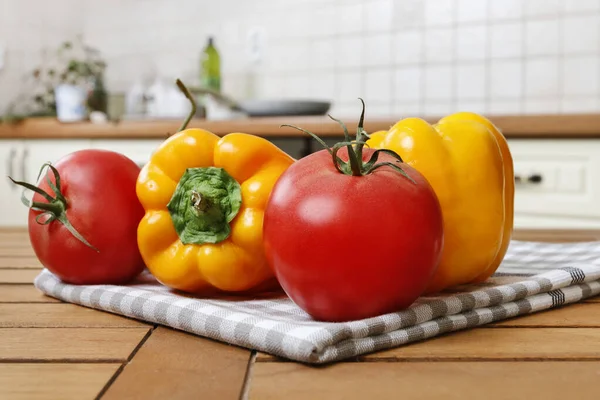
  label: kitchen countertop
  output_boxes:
[1,228,600,399]
[1,114,600,139]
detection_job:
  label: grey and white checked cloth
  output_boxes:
[34,240,600,364]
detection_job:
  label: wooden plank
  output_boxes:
[103,327,251,400]
[490,303,600,327]
[0,363,120,400]
[0,230,29,240]
[0,304,148,328]
[0,232,31,241]
[0,257,42,269]
[0,239,33,248]
[249,361,600,400]
[0,327,150,361]
[257,327,600,362]
[0,285,60,303]
[361,328,600,361]
[512,229,600,242]
[0,247,36,257]
[0,269,41,283]
[585,296,600,303]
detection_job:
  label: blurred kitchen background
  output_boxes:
[1,0,600,119]
[2,0,600,230]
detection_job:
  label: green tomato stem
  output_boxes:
[279,98,415,183]
[354,98,367,168]
[8,163,99,252]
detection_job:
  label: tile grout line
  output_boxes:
[239,351,257,400]
[520,1,527,114]
[451,0,458,113]
[0,359,129,364]
[484,0,492,113]
[95,325,157,400]
[0,326,153,329]
[0,302,61,304]
[251,51,600,79]
[557,9,565,114]
[598,5,600,109]
[418,1,426,116]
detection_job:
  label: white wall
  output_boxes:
[2,0,600,118]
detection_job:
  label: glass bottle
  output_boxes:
[200,36,221,92]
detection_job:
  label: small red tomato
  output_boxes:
[264,108,444,322]
[10,149,146,285]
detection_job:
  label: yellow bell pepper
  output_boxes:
[136,80,294,293]
[367,112,514,293]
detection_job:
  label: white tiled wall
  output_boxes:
[0,0,86,113]
[1,0,600,118]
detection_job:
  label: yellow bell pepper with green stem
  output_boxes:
[136,80,295,294]
[367,112,514,293]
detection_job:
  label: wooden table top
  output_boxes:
[2,228,600,399]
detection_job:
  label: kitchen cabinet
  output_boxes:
[0,140,28,227]
[0,137,163,227]
[0,139,91,227]
[21,139,92,183]
[509,139,600,229]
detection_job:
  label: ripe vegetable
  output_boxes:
[10,150,146,285]
[367,112,514,293]
[263,102,444,322]
[136,80,295,294]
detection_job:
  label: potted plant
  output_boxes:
[4,36,107,123]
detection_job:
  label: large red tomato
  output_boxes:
[11,149,146,285]
[263,143,444,322]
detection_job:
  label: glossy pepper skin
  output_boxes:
[367,112,514,293]
[136,127,295,294]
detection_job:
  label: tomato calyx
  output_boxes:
[282,99,416,183]
[9,163,99,252]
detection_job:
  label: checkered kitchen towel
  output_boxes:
[34,240,600,364]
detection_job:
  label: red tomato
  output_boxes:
[16,149,146,285]
[263,147,444,322]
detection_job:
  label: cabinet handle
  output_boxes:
[21,147,28,182]
[527,174,542,183]
[7,147,16,190]
[515,174,543,184]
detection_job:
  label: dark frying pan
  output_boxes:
[190,87,331,117]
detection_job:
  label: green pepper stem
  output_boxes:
[190,190,209,213]
[176,79,197,132]
[167,167,242,245]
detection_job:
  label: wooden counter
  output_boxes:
[2,113,600,139]
[1,228,600,399]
